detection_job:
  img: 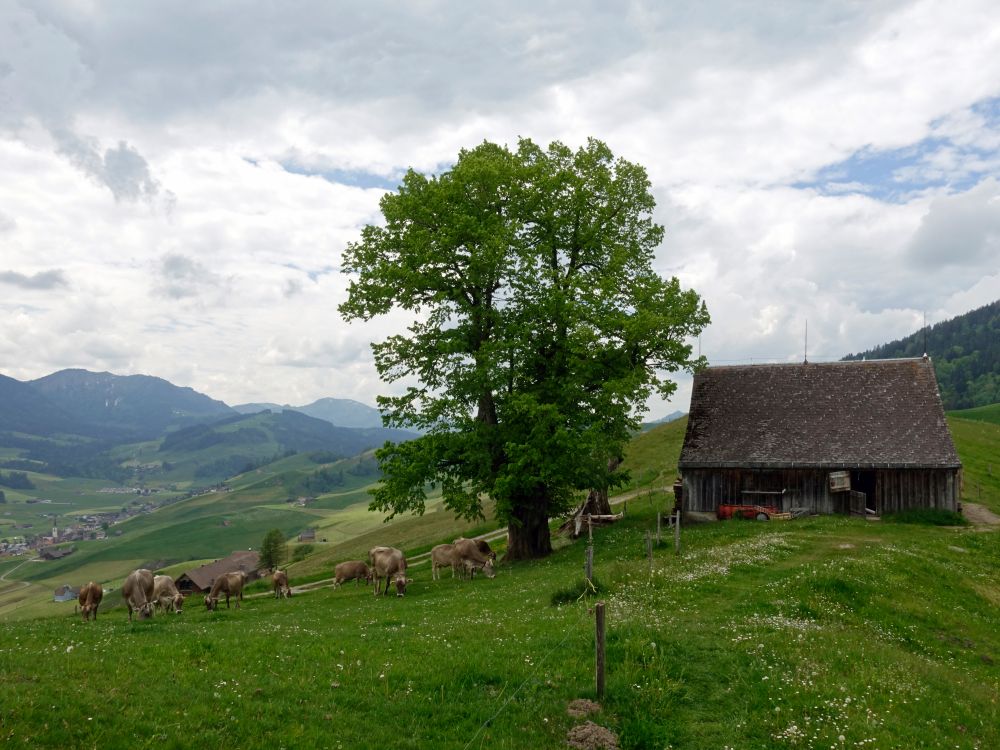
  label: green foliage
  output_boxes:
[291,543,313,562]
[550,576,606,606]
[844,299,1000,409]
[884,508,970,526]
[340,137,709,557]
[259,528,287,571]
[0,470,34,489]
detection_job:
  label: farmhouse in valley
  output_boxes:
[174,550,262,594]
[679,357,962,516]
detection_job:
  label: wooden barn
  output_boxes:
[679,357,962,516]
[174,550,261,594]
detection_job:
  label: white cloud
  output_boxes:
[0,0,998,418]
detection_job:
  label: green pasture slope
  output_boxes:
[1,497,998,748]
[0,416,998,747]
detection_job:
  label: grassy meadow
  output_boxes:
[1,413,999,748]
[1,494,998,749]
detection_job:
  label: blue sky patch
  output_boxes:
[795,96,1000,202]
[278,162,398,191]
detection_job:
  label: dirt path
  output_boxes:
[962,502,1000,527]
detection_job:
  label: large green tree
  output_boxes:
[340,138,709,559]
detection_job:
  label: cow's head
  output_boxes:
[481,559,497,579]
[393,574,411,597]
[172,593,184,613]
[80,604,92,621]
[137,602,154,620]
[204,595,218,611]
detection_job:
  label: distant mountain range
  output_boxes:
[0,369,414,483]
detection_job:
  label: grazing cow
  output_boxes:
[368,546,411,597]
[122,569,155,621]
[153,575,184,614]
[453,538,496,579]
[78,581,103,622]
[430,544,458,581]
[205,571,247,611]
[453,537,497,562]
[333,561,372,588]
[272,570,292,599]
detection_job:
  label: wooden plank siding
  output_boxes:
[682,467,960,515]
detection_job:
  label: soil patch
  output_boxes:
[567,699,602,718]
[566,721,619,750]
[962,502,1000,527]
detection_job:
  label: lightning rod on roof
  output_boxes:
[804,319,808,364]
[923,310,928,358]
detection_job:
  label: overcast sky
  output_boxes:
[2,1,999,418]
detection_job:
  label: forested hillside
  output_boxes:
[844,300,1000,409]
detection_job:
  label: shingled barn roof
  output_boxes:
[679,358,961,469]
[176,550,261,591]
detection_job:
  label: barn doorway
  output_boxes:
[850,470,877,514]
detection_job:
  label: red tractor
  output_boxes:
[716,504,779,521]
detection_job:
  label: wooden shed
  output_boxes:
[679,357,962,516]
[174,550,261,594]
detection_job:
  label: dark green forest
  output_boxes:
[844,300,1000,409]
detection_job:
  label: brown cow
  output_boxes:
[205,571,246,611]
[453,538,496,579]
[122,569,155,621]
[272,570,291,599]
[453,537,497,562]
[153,575,184,614]
[78,581,103,622]
[333,561,372,588]
[368,546,410,597]
[430,544,458,581]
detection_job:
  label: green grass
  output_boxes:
[1,503,997,749]
[949,402,1000,425]
[948,415,1000,514]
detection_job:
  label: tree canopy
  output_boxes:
[340,137,709,559]
[259,528,287,572]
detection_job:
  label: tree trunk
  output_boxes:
[505,501,552,561]
[580,456,622,516]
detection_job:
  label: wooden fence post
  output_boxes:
[674,509,681,555]
[645,530,653,572]
[595,601,606,699]
[656,506,661,545]
[585,544,594,583]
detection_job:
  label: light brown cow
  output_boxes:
[430,544,458,581]
[78,581,103,622]
[272,570,291,599]
[368,546,410,597]
[453,537,497,562]
[333,561,372,588]
[153,575,184,614]
[453,538,496,580]
[122,569,155,621]
[205,571,247,611]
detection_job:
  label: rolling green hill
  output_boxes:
[949,402,1000,425]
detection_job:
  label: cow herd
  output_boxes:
[74,535,498,621]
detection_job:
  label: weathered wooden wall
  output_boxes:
[682,467,960,515]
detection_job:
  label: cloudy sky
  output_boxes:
[2,1,999,419]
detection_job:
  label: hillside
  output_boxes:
[234,397,385,429]
[1,487,998,748]
[843,299,1000,409]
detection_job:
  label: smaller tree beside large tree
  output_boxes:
[259,528,287,572]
